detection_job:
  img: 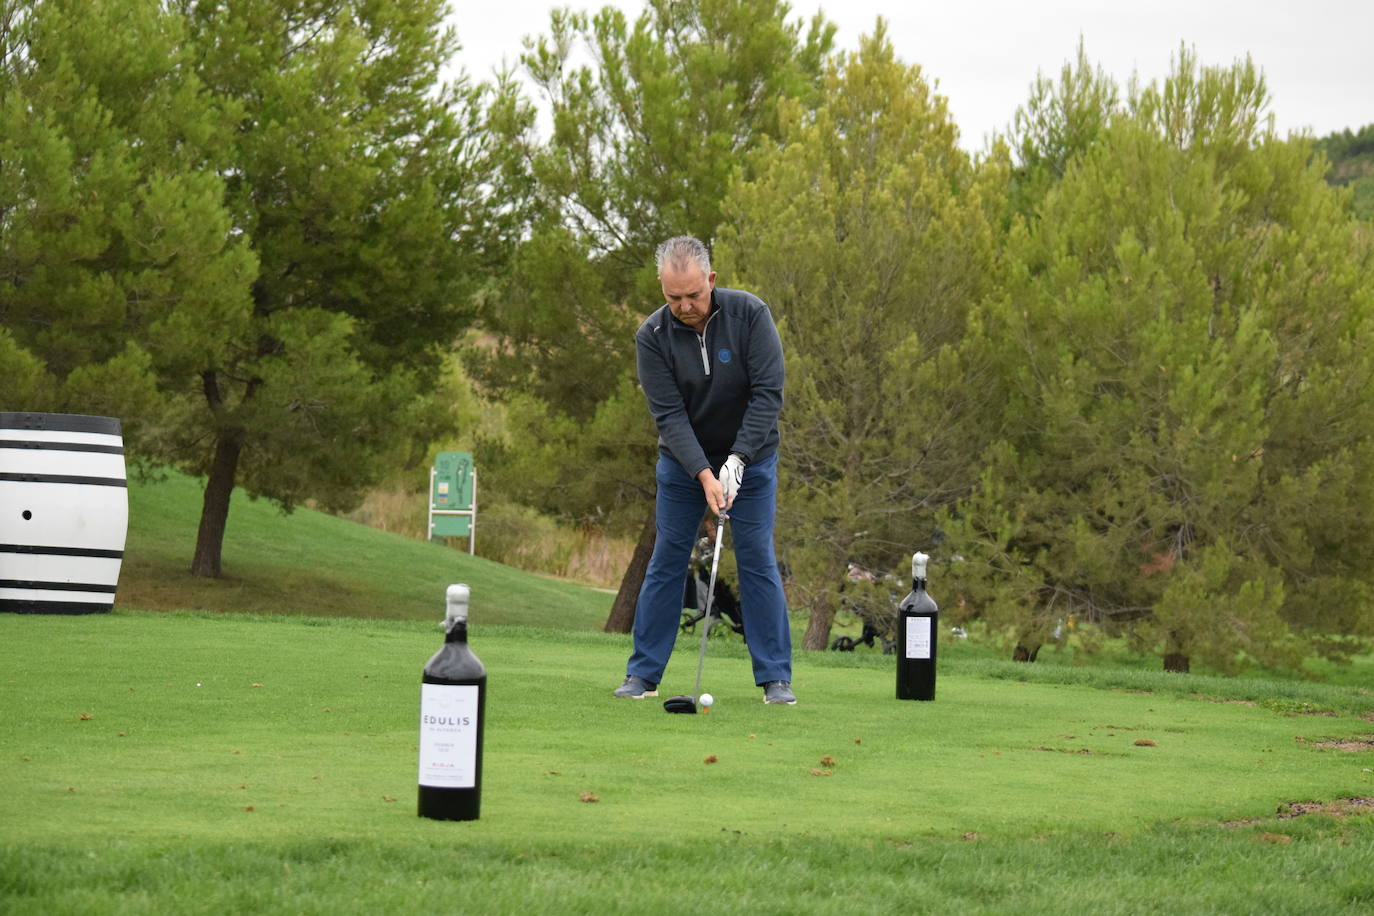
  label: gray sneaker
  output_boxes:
[612,675,658,698]
[762,681,796,705]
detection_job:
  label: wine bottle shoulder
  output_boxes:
[423,643,487,682]
[898,586,938,614]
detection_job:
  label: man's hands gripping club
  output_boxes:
[699,453,746,515]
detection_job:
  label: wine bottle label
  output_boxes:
[904,615,932,660]
[418,684,480,788]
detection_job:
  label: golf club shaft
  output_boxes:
[691,511,726,701]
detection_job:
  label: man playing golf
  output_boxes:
[613,236,796,705]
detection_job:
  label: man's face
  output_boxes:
[661,263,716,332]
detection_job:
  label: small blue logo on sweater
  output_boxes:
[718,348,732,364]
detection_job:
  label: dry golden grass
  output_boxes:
[341,484,633,589]
[341,485,429,539]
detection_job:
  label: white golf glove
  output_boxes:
[720,454,745,505]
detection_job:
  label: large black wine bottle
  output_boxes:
[418,584,487,820]
[895,551,939,701]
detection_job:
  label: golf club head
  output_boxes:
[663,695,697,714]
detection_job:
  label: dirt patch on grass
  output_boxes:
[1296,735,1374,751]
[1194,695,1257,707]
[1220,797,1374,827]
[1031,746,1098,755]
[1278,798,1374,817]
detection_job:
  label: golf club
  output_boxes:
[664,510,726,714]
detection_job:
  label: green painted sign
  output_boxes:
[430,451,474,539]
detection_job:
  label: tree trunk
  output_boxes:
[191,433,243,578]
[1163,630,1190,673]
[801,552,852,651]
[604,506,656,633]
[1012,642,1041,662]
[1163,652,1190,673]
[801,596,836,651]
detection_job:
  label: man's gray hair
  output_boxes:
[655,236,712,276]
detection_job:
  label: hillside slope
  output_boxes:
[113,471,613,628]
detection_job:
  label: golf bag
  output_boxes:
[679,525,745,638]
[829,562,900,654]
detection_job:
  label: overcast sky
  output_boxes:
[445,0,1372,150]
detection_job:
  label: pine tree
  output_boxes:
[0,0,254,421]
[718,24,1005,649]
[2,0,509,578]
[467,0,837,631]
[168,0,496,575]
[944,49,1374,672]
[1006,39,1119,218]
[471,0,836,418]
[1314,123,1374,220]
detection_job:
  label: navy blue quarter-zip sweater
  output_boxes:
[635,286,784,478]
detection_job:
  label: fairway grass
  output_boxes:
[3,612,1373,913]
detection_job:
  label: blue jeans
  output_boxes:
[626,452,792,686]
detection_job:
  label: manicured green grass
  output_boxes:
[118,470,612,628]
[3,611,1372,913]
[11,470,1374,911]
[827,613,1374,687]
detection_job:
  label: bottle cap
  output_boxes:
[912,552,929,580]
[445,584,470,627]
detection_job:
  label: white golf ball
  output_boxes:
[699,693,714,707]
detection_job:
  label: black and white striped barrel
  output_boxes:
[0,413,128,614]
